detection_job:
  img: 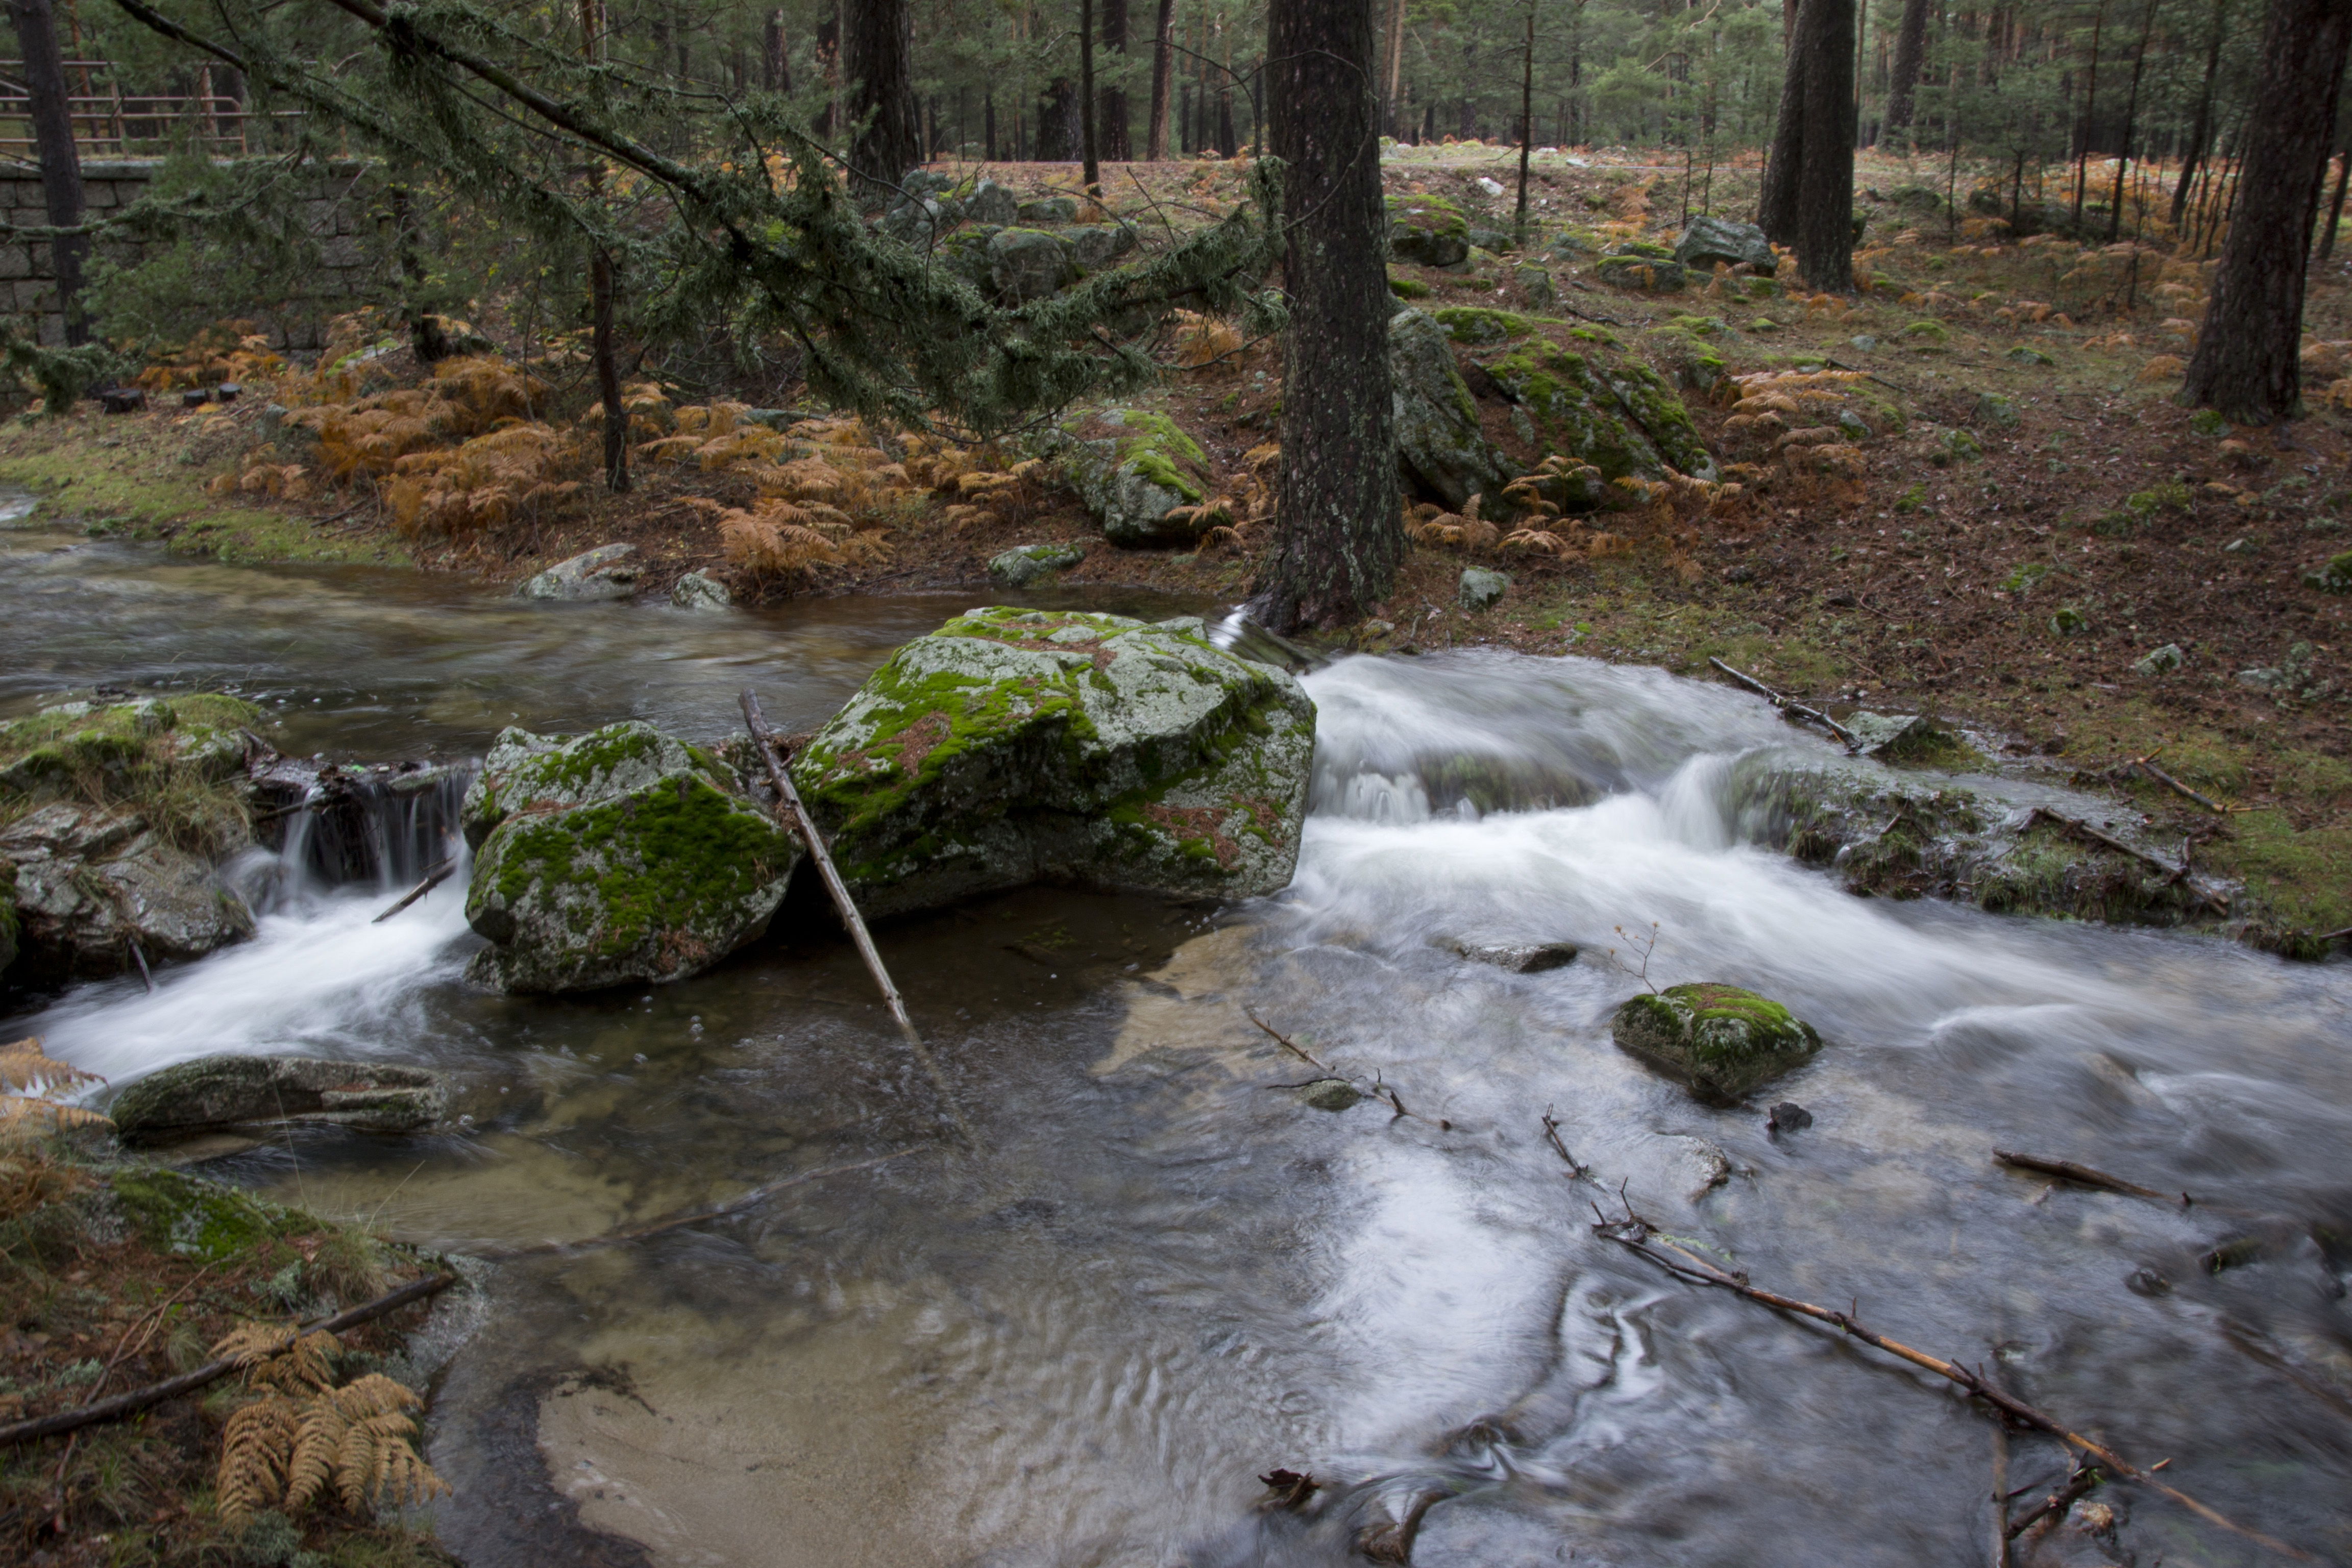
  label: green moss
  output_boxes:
[1432,306,1534,344]
[0,695,263,853]
[1901,319,1950,345]
[1388,275,1433,299]
[1128,447,1205,502]
[1384,192,1468,237]
[1109,409,1208,468]
[1613,982,1822,1103]
[111,1167,304,1263]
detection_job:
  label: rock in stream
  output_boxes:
[1612,982,1823,1104]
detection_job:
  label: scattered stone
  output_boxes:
[1015,194,1079,225]
[1058,409,1217,547]
[517,543,640,602]
[1673,215,1775,274]
[1612,982,1824,1104]
[1973,391,2022,429]
[2049,605,2090,636]
[2302,550,2352,593]
[2237,666,2286,690]
[2132,643,2187,677]
[1440,938,1578,972]
[965,178,1019,227]
[1836,408,1873,440]
[1301,1079,1362,1111]
[1385,194,1470,267]
[1467,225,1514,253]
[1512,262,1555,306]
[2006,346,2057,365]
[1389,309,1514,511]
[462,721,800,992]
[1068,222,1138,271]
[1724,564,1755,583]
[988,227,1077,302]
[1480,331,1716,483]
[988,541,1086,587]
[1848,334,1878,352]
[1596,253,1688,292]
[669,570,732,610]
[2222,536,2255,554]
[1844,711,1968,765]
[110,1056,447,1144]
[1938,428,1982,462]
[1458,567,1510,609]
[788,607,1316,918]
[1766,1100,1812,1135]
[1475,176,1506,197]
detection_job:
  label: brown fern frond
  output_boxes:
[0,1039,102,1097]
[217,1394,302,1527]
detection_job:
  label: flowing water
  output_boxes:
[6,507,2350,1567]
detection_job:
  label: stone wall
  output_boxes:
[0,158,381,350]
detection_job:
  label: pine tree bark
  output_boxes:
[763,9,789,92]
[2170,0,2228,230]
[1099,0,1132,160]
[2182,0,2352,420]
[1081,0,1102,185]
[1381,0,1408,136]
[1794,0,1855,290]
[7,0,85,345]
[1883,0,1929,138]
[846,0,920,195]
[1146,0,1175,158]
[1257,0,1399,631]
[1758,0,1808,244]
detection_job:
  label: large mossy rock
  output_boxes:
[461,722,801,992]
[1386,194,1471,267]
[1674,215,1776,275]
[1485,329,1717,483]
[789,607,1315,917]
[988,227,1077,301]
[111,1055,446,1143]
[1390,308,1515,510]
[1059,409,1217,547]
[1613,983,1823,1104]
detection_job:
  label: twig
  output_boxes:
[1706,656,1861,750]
[2006,1460,2102,1541]
[2130,755,2232,814]
[2022,807,2229,914]
[1540,1110,1590,1178]
[1592,1212,2308,1560]
[475,1149,926,1259]
[0,1273,458,1448]
[1819,355,1918,398]
[1243,1006,1326,1071]
[371,856,455,923]
[2316,926,2352,945]
[741,690,977,1149]
[1993,1149,2191,1207]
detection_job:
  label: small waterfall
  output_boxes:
[238,760,475,913]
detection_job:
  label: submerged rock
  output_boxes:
[1300,1079,1362,1111]
[462,722,800,992]
[1441,938,1578,972]
[518,543,639,602]
[789,607,1315,918]
[1612,982,1823,1104]
[111,1055,447,1143]
[989,542,1086,587]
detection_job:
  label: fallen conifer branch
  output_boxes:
[1706,657,1861,751]
[0,1272,458,1449]
[1591,1208,2307,1559]
[742,689,977,1149]
[1993,1149,2191,1206]
[475,1148,928,1259]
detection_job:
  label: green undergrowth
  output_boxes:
[0,694,264,855]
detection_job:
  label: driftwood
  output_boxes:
[1592,1208,2308,1560]
[1994,1149,2191,1207]
[1706,657,1861,751]
[2006,1461,2104,1542]
[0,1272,458,1449]
[476,1149,927,1260]
[2022,807,2230,914]
[740,690,976,1148]
[372,857,455,923]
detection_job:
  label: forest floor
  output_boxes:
[0,144,2345,946]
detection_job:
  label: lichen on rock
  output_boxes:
[789,607,1316,917]
[461,721,800,992]
[1484,335,1717,484]
[1613,982,1823,1104]
[1056,409,1217,547]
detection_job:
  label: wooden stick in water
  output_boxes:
[1706,656,1861,751]
[1994,1149,2191,1206]
[740,691,976,1149]
[373,856,455,923]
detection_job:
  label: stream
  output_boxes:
[6,507,2350,1567]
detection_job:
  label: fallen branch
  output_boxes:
[1706,657,1861,751]
[1244,1007,1327,1071]
[1540,1110,1590,1178]
[2129,754,2232,815]
[2023,808,2229,914]
[1993,1149,2191,1207]
[742,689,977,1149]
[372,857,455,924]
[0,1272,458,1448]
[2006,1460,2103,1542]
[476,1148,927,1259]
[1592,1211,2307,1560]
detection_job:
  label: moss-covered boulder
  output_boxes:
[110,1055,446,1144]
[461,722,800,992]
[1485,331,1717,483]
[789,607,1315,917]
[1059,409,1217,547]
[988,227,1077,301]
[1390,308,1515,509]
[1613,983,1823,1104]
[1386,194,1471,267]
[1596,253,1689,292]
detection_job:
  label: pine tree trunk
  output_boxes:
[1795,0,1856,289]
[1758,0,1809,245]
[2072,1,2106,232]
[846,0,920,195]
[2321,146,2351,260]
[1081,0,1102,186]
[1382,0,1408,136]
[1884,0,1929,138]
[1099,0,1132,160]
[1258,0,1399,631]
[1040,77,1079,160]
[7,0,84,345]
[1146,0,1175,158]
[2105,0,2158,241]
[2170,0,2227,230]
[763,9,789,92]
[2180,0,2352,421]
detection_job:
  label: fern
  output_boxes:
[0,1038,110,1143]
[213,1332,447,1528]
